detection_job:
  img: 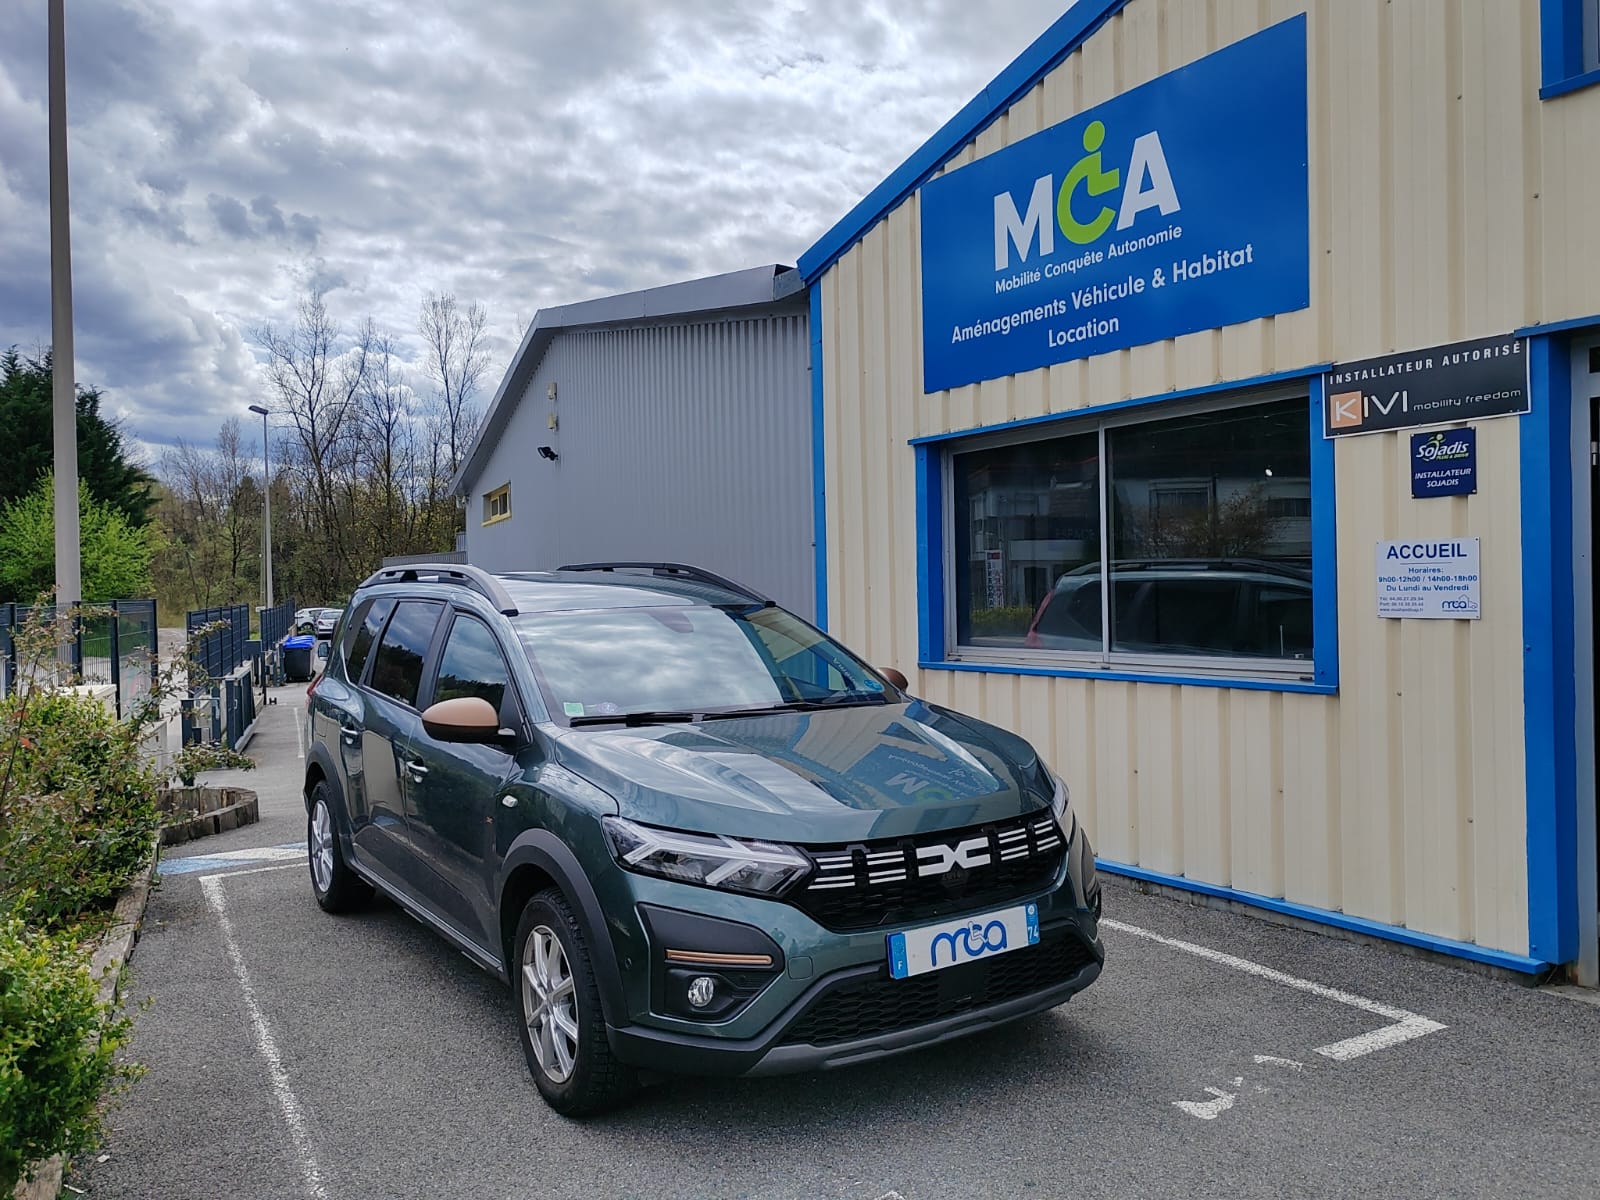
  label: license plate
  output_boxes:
[887,903,1039,980]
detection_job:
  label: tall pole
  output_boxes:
[48,0,81,607]
[250,405,273,608]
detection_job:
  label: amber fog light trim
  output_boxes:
[664,949,776,968]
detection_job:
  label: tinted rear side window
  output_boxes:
[345,598,394,683]
[368,601,443,707]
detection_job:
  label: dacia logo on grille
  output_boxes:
[916,835,992,877]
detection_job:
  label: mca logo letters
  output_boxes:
[993,120,1181,270]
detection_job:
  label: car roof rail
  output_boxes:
[356,562,519,615]
[556,561,769,605]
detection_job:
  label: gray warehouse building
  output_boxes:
[450,265,815,617]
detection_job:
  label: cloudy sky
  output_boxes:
[1,0,1073,459]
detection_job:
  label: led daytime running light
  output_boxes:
[602,816,810,895]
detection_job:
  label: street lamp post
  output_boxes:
[248,404,273,609]
[48,0,81,610]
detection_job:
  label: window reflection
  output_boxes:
[953,430,1100,647]
[1107,399,1311,659]
[513,605,882,718]
[434,616,510,711]
[952,395,1313,663]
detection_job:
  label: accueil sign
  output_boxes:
[918,16,1310,393]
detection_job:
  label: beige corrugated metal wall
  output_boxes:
[818,0,1600,957]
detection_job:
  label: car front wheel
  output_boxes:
[513,888,637,1116]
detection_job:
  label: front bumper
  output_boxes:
[605,917,1103,1077]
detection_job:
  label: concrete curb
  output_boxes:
[12,838,161,1200]
[159,787,260,846]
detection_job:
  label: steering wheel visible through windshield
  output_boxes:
[512,604,888,722]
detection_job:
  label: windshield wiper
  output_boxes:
[567,709,702,727]
[707,693,891,718]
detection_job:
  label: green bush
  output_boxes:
[0,916,134,1193]
[969,604,1037,638]
[0,692,161,929]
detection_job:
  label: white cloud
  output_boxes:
[0,0,1074,454]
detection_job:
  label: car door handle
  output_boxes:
[339,723,361,745]
[403,758,429,780]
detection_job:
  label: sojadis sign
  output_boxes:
[917,16,1309,394]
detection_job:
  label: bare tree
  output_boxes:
[154,420,261,608]
[253,293,373,588]
[418,291,489,478]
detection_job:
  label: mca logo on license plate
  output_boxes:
[887,903,1040,979]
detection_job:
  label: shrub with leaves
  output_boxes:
[0,916,136,1193]
[0,598,246,927]
[0,690,161,929]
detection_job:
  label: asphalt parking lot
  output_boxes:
[73,689,1600,1199]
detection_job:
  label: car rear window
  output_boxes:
[344,598,393,683]
[367,601,442,707]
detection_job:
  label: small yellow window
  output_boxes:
[482,483,511,526]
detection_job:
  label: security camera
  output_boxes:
[537,445,559,461]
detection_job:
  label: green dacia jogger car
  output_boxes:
[303,562,1103,1115]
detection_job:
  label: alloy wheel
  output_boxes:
[310,800,334,893]
[522,924,579,1082]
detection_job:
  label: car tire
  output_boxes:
[512,888,638,1117]
[307,781,370,913]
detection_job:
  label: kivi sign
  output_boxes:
[918,16,1310,394]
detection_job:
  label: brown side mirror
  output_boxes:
[421,695,502,744]
[879,667,909,691]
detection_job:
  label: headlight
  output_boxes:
[601,816,811,896]
[1049,771,1073,838]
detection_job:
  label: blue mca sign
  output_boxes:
[918,16,1309,394]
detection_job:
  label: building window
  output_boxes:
[947,391,1315,676]
[482,483,511,526]
[1540,0,1600,96]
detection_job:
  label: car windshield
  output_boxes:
[512,604,886,721]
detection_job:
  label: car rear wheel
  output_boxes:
[307,782,370,913]
[513,888,637,1116]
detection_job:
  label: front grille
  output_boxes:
[779,927,1099,1047]
[790,812,1066,931]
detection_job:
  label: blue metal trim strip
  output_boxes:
[1096,859,1553,973]
[1539,0,1585,91]
[907,365,1333,445]
[919,659,1335,695]
[1541,67,1600,99]
[809,286,828,629]
[797,0,1131,284]
[1522,334,1579,964]
[914,445,944,664]
[1308,375,1340,689]
[1515,312,1600,338]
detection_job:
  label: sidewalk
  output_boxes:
[163,682,313,860]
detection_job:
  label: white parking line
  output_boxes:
[295,712,305,760]
[202,869,329,1200]
[1101,917,1446,1061]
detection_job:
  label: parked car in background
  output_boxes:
[1025,558,1313,659]
[313,606,343,640]
[304,562,1103,1115]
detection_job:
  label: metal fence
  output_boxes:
[181,666,258,751]
[182,600,298,750]
[260,597,298,649]
[0,599,158,719]
[185,604,251,686]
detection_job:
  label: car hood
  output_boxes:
[550,700,1050,844]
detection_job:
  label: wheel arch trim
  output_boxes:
[499,831,627,1027]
